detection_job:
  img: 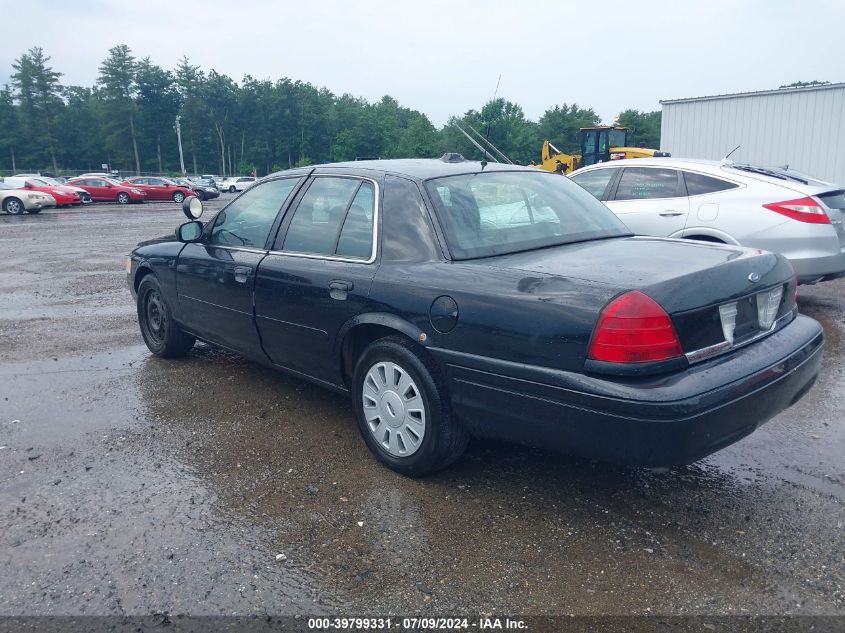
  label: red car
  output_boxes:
[65,177,147,204]
[2,176,81,207]
[122,177,194,203]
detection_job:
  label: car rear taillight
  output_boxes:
[588,291,683,363]
[762,197,831,224]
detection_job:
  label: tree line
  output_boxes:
[0,45,662,176]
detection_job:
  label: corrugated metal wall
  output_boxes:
[660,84,845,184]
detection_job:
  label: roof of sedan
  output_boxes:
[268,157,539,181]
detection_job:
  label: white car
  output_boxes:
[219,176,256,193]
[0,182,56,214]
[569,158,845,284]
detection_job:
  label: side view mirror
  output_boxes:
[176,220,204,243]
[182,195,204,219]
[25,182,33,189]
[106,183,113,188]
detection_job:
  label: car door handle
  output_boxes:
[329,280,354,292]
[233,266,252,283]
[659,210,684,217]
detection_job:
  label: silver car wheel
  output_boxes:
[4,198,24,214]
[362,361,426,457]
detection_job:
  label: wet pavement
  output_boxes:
[0,202,843,617]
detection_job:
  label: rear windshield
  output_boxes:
[818,190,845,211]
[425,171,631,260]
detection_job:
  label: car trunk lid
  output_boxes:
[469,236,796,363]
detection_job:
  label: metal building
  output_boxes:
[660,83,845,184]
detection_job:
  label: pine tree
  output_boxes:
[135,58,179,173]
[98,44,141,174]
[11,47,63,172]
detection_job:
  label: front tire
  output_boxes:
[352,337,468,477]
[3,197,25,215]
[116,192,130,205]
[137,276,195,358]
[228,185,236,193]
[172,191,185,203]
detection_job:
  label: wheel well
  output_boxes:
[134,267,154,292]
[340,324,413,387]
[684,235,725,244]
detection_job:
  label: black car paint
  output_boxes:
[128,160,823,465]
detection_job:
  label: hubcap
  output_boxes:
[7,200,21,213]
[145,289,166,343]
[362,361,426,457]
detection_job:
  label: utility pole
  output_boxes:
[175,115,187,176]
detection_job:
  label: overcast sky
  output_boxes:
[1,0,842,126]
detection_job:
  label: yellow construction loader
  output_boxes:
[537,126,669,174]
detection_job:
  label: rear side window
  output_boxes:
[282,177,376,259]
[682,171,739,196]
[614,167,681,200]
[569,168,618,200]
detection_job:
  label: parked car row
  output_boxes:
[0,181,56,214]
[568,158,845,284]
[2,175,91,207]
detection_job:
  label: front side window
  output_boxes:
[282,177,376,259]
[570,168,618,200]
[614,167,681,200]
[425,171,630,260]
[209,177,300,248]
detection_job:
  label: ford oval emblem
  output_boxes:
[748,272,761,283]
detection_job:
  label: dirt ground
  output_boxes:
[0,200,843,618]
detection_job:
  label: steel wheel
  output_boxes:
[142,287,167,347]
[117,192,130,204]
[3,198,24,215]
[362,360,426,457]
[172,191,185,203]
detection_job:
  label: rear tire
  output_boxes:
[3,197,25,215]
[172,191,185,203]
[137,276,195,358]
[116,192,130,205]
[352,336,468,477]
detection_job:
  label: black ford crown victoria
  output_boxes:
[127,157,823,476]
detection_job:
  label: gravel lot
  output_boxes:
[0,200,843,618]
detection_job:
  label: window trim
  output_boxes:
[271,174,380,265]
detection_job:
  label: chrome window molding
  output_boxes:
[273,175,380,265]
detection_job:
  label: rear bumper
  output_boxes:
[791,248,845,283]
[432,315,824,466]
